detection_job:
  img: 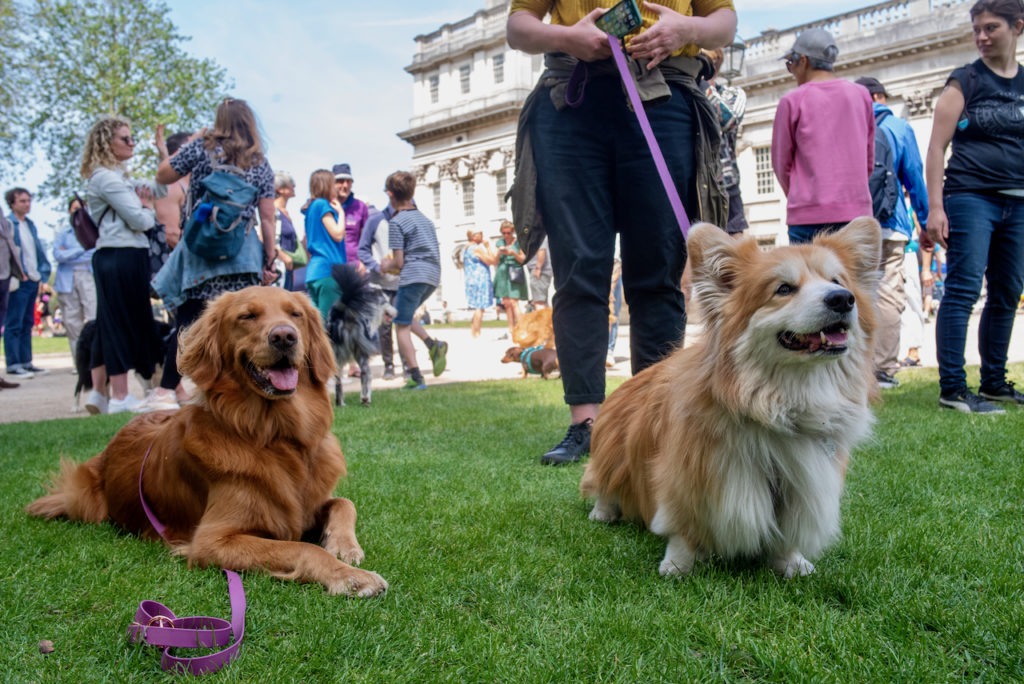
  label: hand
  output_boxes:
[565,8,612,62]
[355,261,367,276]
[261,268,278,286]
[925,210,948,250]
[533,268,541,278]
[627,2,696,69]
[154,124,169,160]
[135,185,154,210]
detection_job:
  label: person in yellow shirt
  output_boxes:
[506,1,736,465]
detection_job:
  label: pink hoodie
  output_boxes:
[771,79,875,226]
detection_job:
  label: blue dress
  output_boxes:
[462,245,493,310]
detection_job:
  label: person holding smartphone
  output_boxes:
[507,0,737,465]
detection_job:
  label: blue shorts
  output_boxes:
[393,282,435,326]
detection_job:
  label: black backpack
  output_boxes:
[869,111,900,223]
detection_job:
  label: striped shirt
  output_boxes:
[508,0,735,58]
[388,208,440,288]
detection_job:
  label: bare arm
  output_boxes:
[507,8,612,62]
[627,4,737,69]
[474,243,498,267]
[322,211,346,243]
[924,82,963,250]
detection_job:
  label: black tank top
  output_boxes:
[944,59,1024,193]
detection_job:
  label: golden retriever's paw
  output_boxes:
[329,568,388,598]
[323,534,365,566]
[658,535,696,576]
[771,551,815,578]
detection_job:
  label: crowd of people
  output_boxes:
[2,1,1022,443]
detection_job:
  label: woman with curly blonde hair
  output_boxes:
[81,115,163,414]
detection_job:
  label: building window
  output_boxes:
[462,178,475,217]
[459,65,471,94]
[495,169,507,207]
[492,53,505,84]
[431,183,441,220]
[755,146,774,195]
[428,74,439,104]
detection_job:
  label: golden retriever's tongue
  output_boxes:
[267,368,299,391]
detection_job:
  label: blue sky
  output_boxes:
[25,0,859,240]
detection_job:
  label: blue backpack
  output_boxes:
[869,111,900,224]
[184,158,259,262]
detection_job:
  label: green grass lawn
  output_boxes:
[2,365,1022,681]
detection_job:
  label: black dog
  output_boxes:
[325,264,397,406]
[73,319,172,412]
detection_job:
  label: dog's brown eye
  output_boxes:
[290,311,302,318]
[238,312,257,321]
[776,283,796,296]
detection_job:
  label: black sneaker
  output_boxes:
[875,371,899,389]
[382,365,395,380]
[939,389,1005,415]
[979,381,1024,405]
[540,418,593,466]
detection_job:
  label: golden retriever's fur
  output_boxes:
[582,219,880,578]
[26,287,387,597]
[512,307,554,349]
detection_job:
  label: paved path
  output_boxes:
[3,313,1023,425]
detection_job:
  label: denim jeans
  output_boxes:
[936,192,1024,393]
[530,73,695,405]
[787,223,847,245]
[3,279,38,369]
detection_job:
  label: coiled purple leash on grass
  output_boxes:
[127,444,246,675]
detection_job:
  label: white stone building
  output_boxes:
[399,0,995,309]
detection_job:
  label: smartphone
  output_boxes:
[595,0,643,39]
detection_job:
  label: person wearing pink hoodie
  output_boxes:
[771,28,875,244]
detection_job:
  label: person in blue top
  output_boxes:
[4,187,52,379]
[303,168,346,324]
[53,196,97,358]
[854,76,930,390]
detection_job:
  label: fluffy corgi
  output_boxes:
[581,218,880,578]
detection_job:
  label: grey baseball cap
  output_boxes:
[782,28,839,64]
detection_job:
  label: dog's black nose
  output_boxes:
[824,289,855,314]
[268,325,298,350]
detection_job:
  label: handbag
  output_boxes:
[281,241,308,268]
[508,264,526,285]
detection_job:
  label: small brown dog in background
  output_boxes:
[512,307,554,349]
[502,345,559,379]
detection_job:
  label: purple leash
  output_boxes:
[127,444,246,675]
[607,35,692,239]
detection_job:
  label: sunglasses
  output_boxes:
[785,55,801,71]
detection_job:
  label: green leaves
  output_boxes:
[1,0,231,200]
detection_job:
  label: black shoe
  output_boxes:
[541,418,593,466]
[875,371,899,389]
[23,363,49,375]
[979,381,1024,405]
[383,365,395,380]
[939,389,1005,414]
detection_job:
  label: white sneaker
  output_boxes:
[606,351,616,368]
[108,395,143,414]
[85,390,108,415]
[137,390,180,412]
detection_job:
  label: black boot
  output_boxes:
[540,418,593,466]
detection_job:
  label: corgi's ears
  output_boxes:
[687,222,752,320]
[816,217,881,292]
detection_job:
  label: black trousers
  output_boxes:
[530,75,696,405]
[91,247,158,377]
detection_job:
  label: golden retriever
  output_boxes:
[512,307,555,349]
[582,219,880,578]
[27,287,387,597]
